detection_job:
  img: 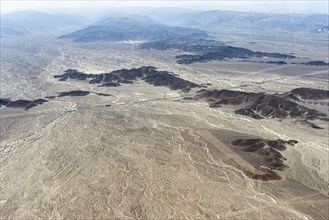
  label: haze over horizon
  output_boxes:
[1,0,328,15]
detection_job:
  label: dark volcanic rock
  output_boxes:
[58,90,90,97]
[196,89,259,104]
[0,98,11,107]
[140,38,295,64]
[54,66,200,92]
[244,168,282,181]
[303,61,329,66]
[139,37,225,52]
[54,69,96,81]
[5,100,33,108]
[232,138,298,181]
[240,60,287,65]
[299,120,324,129]
[175,46,295,64]
[195,88,328,128]
[143,69,199,91]
[45,96,56,99]
[0,98,48,110]
[250,95,322,119]
[24,99,48,109]
[94,92,112,97]
[234,108,264,119]
[100,82,121,87]
[266,61,287,65]
[290,88,329,100]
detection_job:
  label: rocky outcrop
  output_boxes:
[175,47,295,64]
[302,61,329,66]
[54,66,200,92]
[94,92,112,97]
[290,88,329,100]
[140,38,295,64]
[265,61,287,65]
[244,168,282,181]
[195,88,328,128]
[58,90,90,97]
[138,37,225,52]
[53,69,96,81]
[0,98,48,110]
[231,138,298,181]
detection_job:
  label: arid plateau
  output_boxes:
[1,9,329,220]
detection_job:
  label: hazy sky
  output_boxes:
[1,1,328,14]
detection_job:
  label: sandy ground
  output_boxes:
[0,33,328,219]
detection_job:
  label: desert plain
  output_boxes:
[0,29,328,219]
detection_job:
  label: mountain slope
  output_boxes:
[139,38,296,64]
[59,15,209,42]
[150,10,329,33]
[195,88,328,128]
[1,10,87,36]
[53,66,200,91]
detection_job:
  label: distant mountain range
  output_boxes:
[1,11,87,36]
[58,14,299,64]
[2,9,328,39]
[56,9,329,44]
[145,10,329,33]
[59,15,209,42]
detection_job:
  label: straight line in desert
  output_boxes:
[196,129,255,171]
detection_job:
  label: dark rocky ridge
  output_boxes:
[0,98,11,107]
[0,98,48,110]
[265,61,287,65]
[241,60,288,65]
[290,88,329,100]
[138,37,225,52]
[45,96,56,99]
[0,90,113,112]
[302,61,329,66]
[231,138,298,181]
[58,90,90,97]
[175,47,295,64]
[244,168,282,181]
[54,67,328,128]
[53,69,96,81]
[54,66,200,92]
[94,92,112,97]
[195,88,328,128]
[139,38,296,64]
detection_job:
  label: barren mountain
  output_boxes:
[54,66,201,91]
[150,10,329,33]
[59,15,209,42]
[195,88,328,128]
[140,38,296,64]
[1,10,87,36]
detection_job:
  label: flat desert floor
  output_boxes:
[0,32,328,219]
